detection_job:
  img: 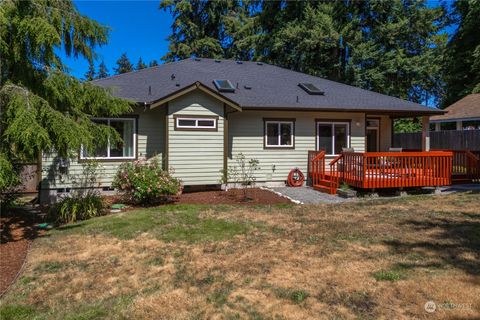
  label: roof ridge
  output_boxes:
[91,59,188,83]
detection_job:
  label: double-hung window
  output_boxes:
[317,121,350,155]
[264,119,294,148]
[81,118,136,160]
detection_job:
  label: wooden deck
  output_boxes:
[309,150,479,195]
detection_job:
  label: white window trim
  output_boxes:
[316,121,350,156]
[80,117,137,160]
[176,117,217,129]
[265,121,294,148]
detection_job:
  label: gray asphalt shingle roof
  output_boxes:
[93,58,443,115]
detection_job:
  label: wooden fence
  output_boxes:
[393,130,480,151]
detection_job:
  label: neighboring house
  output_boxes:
[39,58,444,202]
[431,93,480,130]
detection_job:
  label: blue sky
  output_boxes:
[60,1,173,79]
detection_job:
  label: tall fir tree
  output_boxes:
[442,0,480,107]
[160,0,250,61]
[136,57,147,70]
[84,60,96,81]
[347,0,448,104]
[97,60,109,79]
[258,2,357,80]
[114,53,133,74]
[149,60,159,67]
[0,0,131,198]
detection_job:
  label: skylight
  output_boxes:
[299,83,324,95]
[213,79,235,93]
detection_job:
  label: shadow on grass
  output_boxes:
[384,218,480,275]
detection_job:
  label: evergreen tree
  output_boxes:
[136,57,147,70]
[114,53,133,74]
[84,60,96,81]
[160,0,249,61]
[0,0,131,198]
[259,2,355,80]
[149,60,159,67]
[161,0,447,106]
[348,1,448,104]
[442,0,480,107]
[97,60,109,79]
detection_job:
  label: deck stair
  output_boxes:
[308,150,339,195]
[313,172,337,195]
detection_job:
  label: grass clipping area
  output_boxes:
[1,193,479,319]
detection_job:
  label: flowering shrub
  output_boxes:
[112,159,182,204]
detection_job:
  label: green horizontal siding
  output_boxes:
[229,110,367,182]
[167,90,224,185]
[41,107,166,189]
[41,90,394,189]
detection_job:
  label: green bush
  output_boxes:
[112,159,182,205]
[49,192,104,223]
[0,155,22,210]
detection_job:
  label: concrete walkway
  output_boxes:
[269,186,351,204]
[439,183,480,193]
[269,183,479,205]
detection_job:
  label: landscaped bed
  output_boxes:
[105,187,293,207]
[177,188,292,205]
[1,192,479,319]
[0,209,43,297]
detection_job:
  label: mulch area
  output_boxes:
[177,188,292,205]
[105,188,292,207]
[0,208,43,297]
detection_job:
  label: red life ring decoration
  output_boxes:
[287,168,305,187]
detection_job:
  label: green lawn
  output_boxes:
[1,193,479,319]
[54,204,255,242]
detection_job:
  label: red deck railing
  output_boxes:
[404,149,480,182]
[309,150,455,192]
[451,150,480,180]
[310,151,326,187]
[332,151,453,189]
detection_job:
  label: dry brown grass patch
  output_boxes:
[1,193,479,319]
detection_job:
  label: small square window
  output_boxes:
[265,120,294,148]
[367,119,380,127]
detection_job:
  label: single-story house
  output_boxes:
[40,58,446,202]
[431,93,480,130]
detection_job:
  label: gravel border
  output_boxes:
[259,187,303,204]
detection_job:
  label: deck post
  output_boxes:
[422,116,430,151]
